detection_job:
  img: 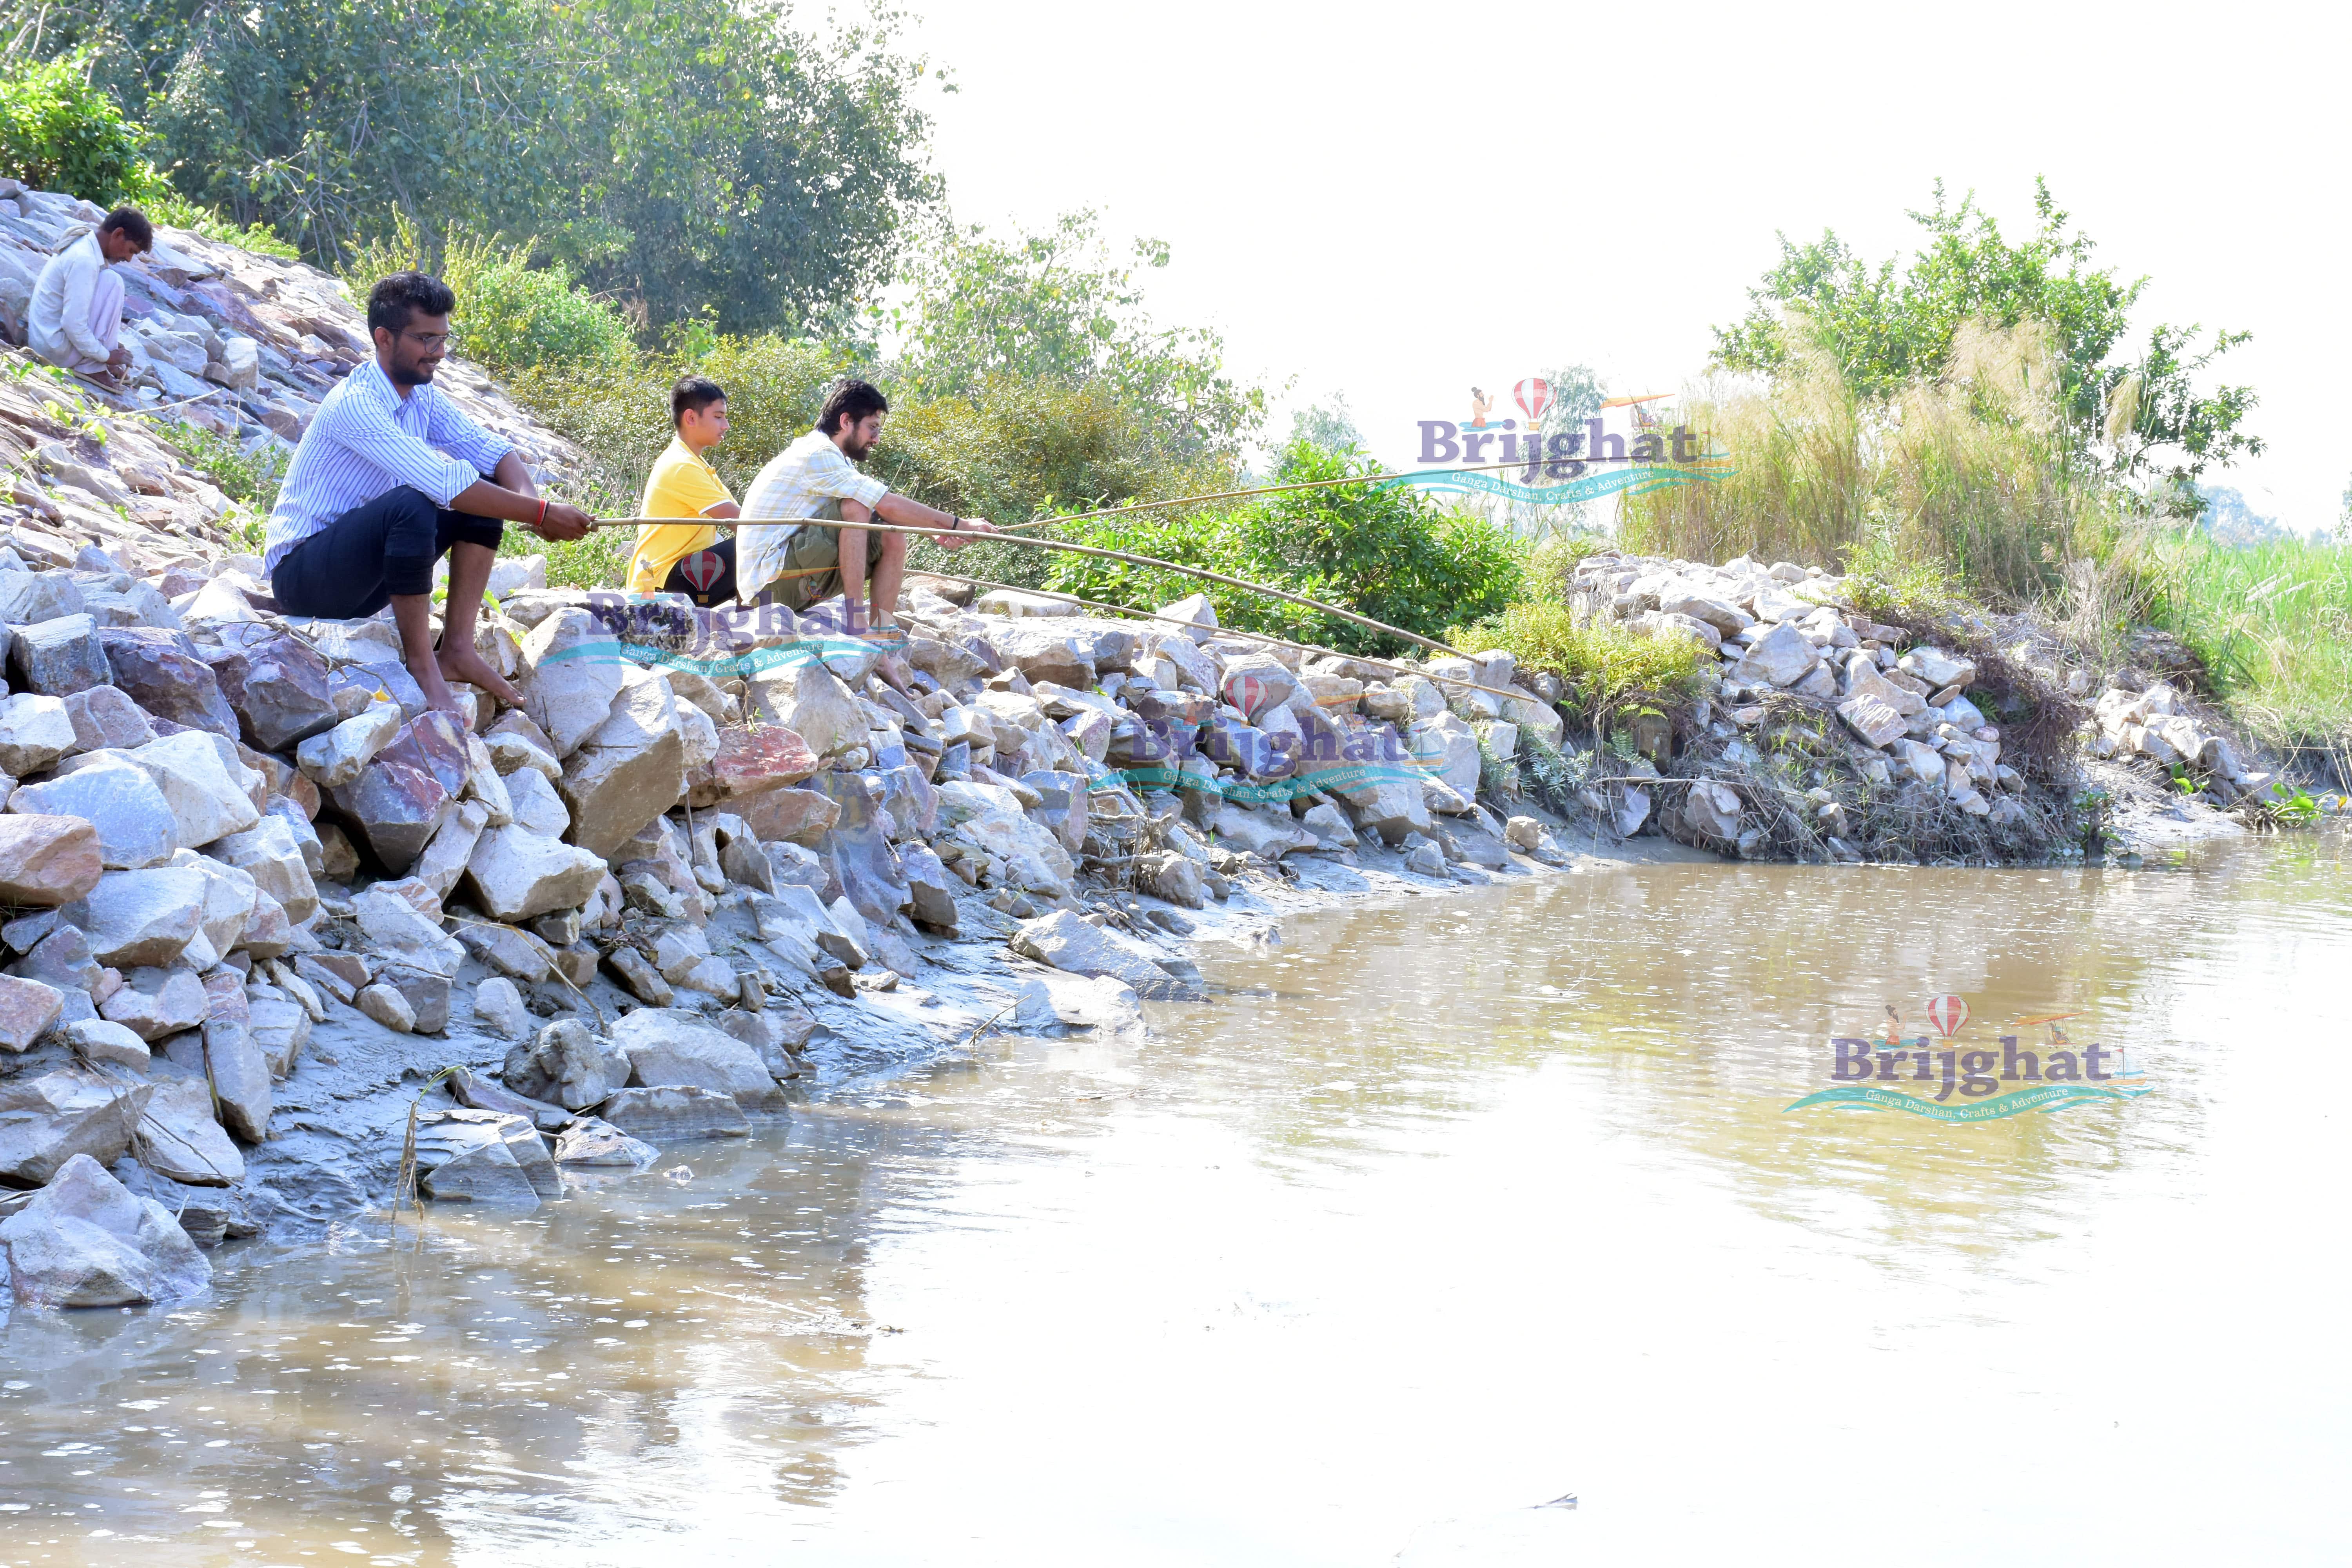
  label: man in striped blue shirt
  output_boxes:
[267,271,595,721]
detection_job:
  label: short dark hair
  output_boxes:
[818,377,888,437]
[367,270,457,339]
[672,375,726,427]
[98,207,152,250]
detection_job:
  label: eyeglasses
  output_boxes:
[400,330,449,350]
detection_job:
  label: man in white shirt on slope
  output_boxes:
[28,206,151,386]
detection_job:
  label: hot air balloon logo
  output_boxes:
[680,550,726,593]
[1925,995,1970,1038]
[1514,377,1552,428]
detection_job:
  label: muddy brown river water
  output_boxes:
[4,834,2348,1565]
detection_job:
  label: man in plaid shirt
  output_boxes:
[737,378,995,634]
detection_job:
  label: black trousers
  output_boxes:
[272,486,503,620]
[661,535,738,608]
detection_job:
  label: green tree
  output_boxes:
[1713,180,2259,511]
[0,48,164,203]
[6,0,935,334]
[886,210,1264,457]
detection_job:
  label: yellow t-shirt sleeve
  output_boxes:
[628,449,735,592]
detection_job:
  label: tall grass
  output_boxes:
[2121,533,2352,776]
[1621,323,2101,604]
[1446,599,1708,738]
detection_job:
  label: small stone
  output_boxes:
[603,944,673,1006]
[295,703,403,789]
[0,692,76,775]
[599,1084,752,1142]
[0,973,64,1051]
[553,1116,659,1168]
[501,1016,629,1111]
[1504,815,1543,851]
[60,1017,150,1069]
[356,982,416,1033]
[474,976,530,1038]
[97,965,208,1042]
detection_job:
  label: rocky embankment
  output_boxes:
[0,183,2293,1313]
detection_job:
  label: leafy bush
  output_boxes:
[343,217,631,378]
[0,51,165,205]
[1035,440,1525,656]
[157,420,285,514]
[1445,598,1707,736]
[142,192,300,259]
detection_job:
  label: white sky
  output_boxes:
[892,0,2346,532]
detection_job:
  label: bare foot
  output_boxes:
[436,642,525,710]
[414,661,472,726]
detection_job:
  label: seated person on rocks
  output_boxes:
[628,374,742,606]
[28,205,151,386]
[265,270,593,720]
[735,376,996,636]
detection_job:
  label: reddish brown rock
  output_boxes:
[685,724,819,808]
[0,815,103,906]
[734,785,842,846]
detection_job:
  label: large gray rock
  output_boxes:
[329,711,470,874]
[61,684,156,752]
[7,612,112,697]
[610,1007,777,1106]
[557,668,687,859]
[1218,652,1300,722]
[128,731,263,851]
[516,607,627,757]
[0,1067,151,1185]
[1,1153,211,1307]
[1733,621,1821,688]
[744,660,866,759]
[8,757,177,869]
[202,630,339,751]
[898,842,959,931]
[1684,780,1743,840]
[1837,692,1907,749]
[0,568,84,626]
[806,770,909,926]
[247,995,310,1077]
[94,626,240,736]
[352,884,466,978]
[501,1017,629,1112]
[599,1084,752,1142]
[65,867,207,967]
[1010,908,1184,999]
[98,965,208,1042]
[412,1109,555,1207]
[502,764,572,838]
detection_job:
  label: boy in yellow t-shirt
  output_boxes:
[629,376,742,603]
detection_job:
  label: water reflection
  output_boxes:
[1,832,2346,1564]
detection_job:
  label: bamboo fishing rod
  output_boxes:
[923,571,1535,708]
[582,512,1465,658]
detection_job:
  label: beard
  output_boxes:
[837,431,874,461]
[389,356,438,388]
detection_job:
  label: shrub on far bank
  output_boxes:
[1035,441,1525,657]
[1446,598,1707,740]
[0,51,161,205]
